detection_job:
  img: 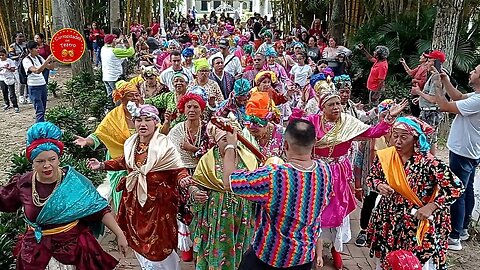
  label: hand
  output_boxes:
[163,111,173,124]
[194,190,209,204]
[411,84,421,96]
[46,54,55,63]
[439,72,448,81]
[181,139,197,152]
[116,234,128,257]
[388,98,408,117]
[87,158,102,170]
[179,176,193,188]
[414,203,437,221]
[73,135,89,148]
[354,101,364,111]
[357,43,364,50]
[226,128,238,146]
[399,58,405,64]
[315,253,324,270]
[377,183,394,196]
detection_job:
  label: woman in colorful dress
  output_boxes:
[0,122,127,269]
[189,58,224,104]
[88,104,191,270]
[367,117,464,270]
[168,90,210,174]
[263,46,289,87]
[216,78,252,128]
[243,91,284,159]
[189,121,257,270]
[291,91,407,269]
[297,73,336,115]
[137,66,168,99]
[74,81,141,212]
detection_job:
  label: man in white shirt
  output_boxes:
[23,41,55,122]
[9,32,28,103]
[160,50,193,91]
[435,65,480,251]
[101,34,135,99]
[218,38,242,79]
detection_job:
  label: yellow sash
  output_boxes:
[94,105,131,158]
[193,147,258,192]
[28,220,79,236]
[316,113,370,148]
[377,146,438,246]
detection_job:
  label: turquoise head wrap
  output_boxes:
[234,79,251,97]
[394,117,433,153]
[26,122,63,161]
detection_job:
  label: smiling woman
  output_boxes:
[0,122,127,269]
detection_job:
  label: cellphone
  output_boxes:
[434,59,442,73]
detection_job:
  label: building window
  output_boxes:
[201,0,208,11]
[213,1,221,8]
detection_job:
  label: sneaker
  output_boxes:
[460,229,470,241]
[14,107,19,113]
[18,96,25,104]
[355,231,368,247]
[448,237,462,251]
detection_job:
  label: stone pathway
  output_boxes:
[101,207,376,270]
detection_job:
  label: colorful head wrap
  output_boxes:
[126,102,160,122]
[26,122,64,161]
[322,67,335,79]
[194,46,207,58]
[245,92,274,126]
[319,91,340,108]
[243,44,254,55]
[113,80,138,102]
[238,36,249,47]
[310,73,327,88]
[172,72,189,83]
[334,74,351,89]
[262,30,273,39]
[188,85,209,103]
[377,99,394,114]
[311,73,335,94]
[264,46,277,57]
[255,71,277,85]
[182,47,194,57]
[193,58,210,73]
[225,24,235,34]
[393,116,434,152]
[234,79,251,97]
[177,92,207,113]
[168,40,180,48]
[293,41,304,49]
[141,65,159,77]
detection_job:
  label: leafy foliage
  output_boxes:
[47,81,59,98]
[0,211,24,270]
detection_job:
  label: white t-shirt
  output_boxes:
[0,58,16,84]
[290,64,312,87]
[160,66,193,92]
[223,54,242,77]
[22,55,46,86]
[447,92,480,159]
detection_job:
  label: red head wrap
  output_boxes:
[177,93,207,114]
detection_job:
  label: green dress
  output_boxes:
[191,148,256,270]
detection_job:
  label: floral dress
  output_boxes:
[191,149,256,270]
[366,152,464,269]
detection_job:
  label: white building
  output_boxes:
[182,0,273,20]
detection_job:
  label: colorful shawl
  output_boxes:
[316,113,370,148]
[94,105,131,158]
[27,166,108,242]
[123,128,184,207]
[193,147,257,192]
[376,146,438,245]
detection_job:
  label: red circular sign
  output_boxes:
[50,28,86,64]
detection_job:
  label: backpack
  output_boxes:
[18,55,43,85]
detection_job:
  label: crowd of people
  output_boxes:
[0,9,479,270]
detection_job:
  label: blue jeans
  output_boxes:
[29,85,48,122]
[103,81,116,99]
[449,151,480,239]
[93,42,102,66]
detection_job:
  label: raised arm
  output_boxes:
[439,72,467,101]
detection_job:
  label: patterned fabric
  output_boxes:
[190,79,224,104]
[230,161,332,268]
[367,152,464,269]
[191,148,256,270]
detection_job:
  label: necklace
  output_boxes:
[136,138,150,155]
[320,115,342,158]
[258,124,273,148]
[32,168,63,207]
[185,121,201,147]
[290,161,316,171]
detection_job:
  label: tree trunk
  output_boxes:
[431,0,464,72]
[329,0,345,44]
[56,0,93,75]
[110,0,121,32]
[51,0,64,32]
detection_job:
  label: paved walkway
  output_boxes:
[101,207,376,270]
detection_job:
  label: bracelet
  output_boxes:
[224,144,236,151]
